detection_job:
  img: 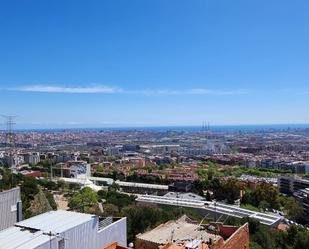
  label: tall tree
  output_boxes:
[68,187,98,212]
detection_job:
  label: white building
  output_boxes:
[68,160,91,178]
[0,210,127,249]
[24,153,41,165]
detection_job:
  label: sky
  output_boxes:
[0,0,309,129]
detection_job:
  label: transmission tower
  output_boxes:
[2,115,17,167]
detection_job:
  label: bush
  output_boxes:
[44,191,57,210]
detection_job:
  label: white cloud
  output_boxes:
[129,88,249,96]
[188,88,249,95]
[8,84,249,96]
[13,85,121,94]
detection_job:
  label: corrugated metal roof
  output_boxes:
[16,210,96,233]
[0,226,53,249]
[0,210,96,249]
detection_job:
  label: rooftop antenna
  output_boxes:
[1,115,17,168]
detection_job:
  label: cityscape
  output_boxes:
[1,1,309,249]
[1,125,309,248]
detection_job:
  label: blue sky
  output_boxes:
[0,0,309,128]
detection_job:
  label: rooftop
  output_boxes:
[136,215,219,245]
[116,180,169,190]
[0,226,53,249]
[16,210,95,233]
[0,210,96,249]
[136,194,282,226]
[163,192,206,201]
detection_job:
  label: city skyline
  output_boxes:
[1,0,309,128]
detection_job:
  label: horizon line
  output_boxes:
[4,123,309,132]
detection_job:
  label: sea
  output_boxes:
[12,124,309,133]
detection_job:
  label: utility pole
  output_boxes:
[2,115,17,168]
[49,231,52,249]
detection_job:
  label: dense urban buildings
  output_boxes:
[1,0,309,248]
[1,127,309,248]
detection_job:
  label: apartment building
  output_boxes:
[278,176,309,194]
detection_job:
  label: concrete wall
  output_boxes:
[211,223,249,249]
[37,218,97,249]
[37,217,127,249]
[135,238,159,249]
[97,217,127,249]
[136,223,249,249]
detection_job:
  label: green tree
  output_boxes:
[68,187,98,212]
[242,217,261,234]
[103,203,120,216]
[258,200,271,211]
[57,180,66,190]
[249,241,263,249]
[97,189,107,200]
[108,182,120,192]
[252,229,276,249]
[293,230,309,249]
[214,178,244,204]
[44,191,57,210]
[68,182,81,192]
[38,179,58,190]
[283,197,303,221]
[105,191,135,211]
[255,182,280,209]
[21,177,40,218]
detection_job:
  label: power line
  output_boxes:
[1,115,17,168]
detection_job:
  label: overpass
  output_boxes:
[136,194,282,227]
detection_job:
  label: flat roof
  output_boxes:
[0,225,54,249]
[136,215,218,244]
[164,192,206,201]
[116,181,169,190]
[16,210,95,233]
[136,194,282,226]
[0,210,96,249]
